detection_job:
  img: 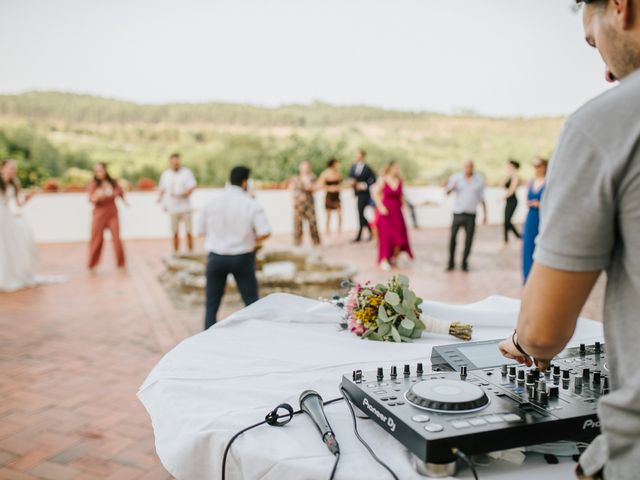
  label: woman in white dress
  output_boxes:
[0,158,37,292]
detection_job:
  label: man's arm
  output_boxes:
[499,263,600,367]
[481,199,488,224]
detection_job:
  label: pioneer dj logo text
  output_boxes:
[362,398,397,432]
[582,419,601,430]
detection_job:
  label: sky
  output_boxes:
[0,0,612,117]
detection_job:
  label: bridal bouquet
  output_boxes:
[344,275,472,342]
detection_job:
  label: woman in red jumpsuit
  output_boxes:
[87,163,127,271]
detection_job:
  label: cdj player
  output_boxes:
[341,339,607,477]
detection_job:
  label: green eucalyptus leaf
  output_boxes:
[378,323,391,337]
[390,326,401,343]
[397,274,410,286]
[385,291,400,306]
[400,335,413,343]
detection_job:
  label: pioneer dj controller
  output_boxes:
[341,340,607,476]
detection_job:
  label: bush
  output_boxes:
[61,167,93,187]
[137,177,157,190]
[41,179,60,192]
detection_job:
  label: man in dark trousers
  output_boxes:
[196,166,271,329]
[348,149,377,242]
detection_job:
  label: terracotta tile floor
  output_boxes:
[0,225,604,479]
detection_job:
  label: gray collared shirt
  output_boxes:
[447,172,485,214]
[535,68,640,480]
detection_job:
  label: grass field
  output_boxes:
[0,91,566,187]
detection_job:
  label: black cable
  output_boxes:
[453,448,479,480]
[221,397,343,480]
[339,386,399,480]
[329,452,340,480]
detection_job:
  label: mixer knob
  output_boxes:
[390,366,397,379]
[404,364,411,377]
[501,364,508,376]
[602,376,610,395]
[525,372,534,385]
[579,343,586,356]
[460,365,468,379]
[377,367,384,381]
[574,376,583,392]
[594,342,602,354]
[593,370,601,384]
[582,367,591,379]
[538,391,549,405]
[553,365,561,376]
[518,370,525,381]
[544,366,551,378]
[508,366,517,380]
[562,370,570,379]
[532,368,540,381]
[549,386,559,398]
[416,363,424,376]
[538,379,546,392]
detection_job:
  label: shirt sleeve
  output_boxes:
[253,204,271,237]
[446,174,457,191]
[534,122,616,272]
[185,169,197,189]
[158,172,167,191]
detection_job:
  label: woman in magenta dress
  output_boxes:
[372,160,413,270]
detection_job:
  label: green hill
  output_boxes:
[0,91,565,188]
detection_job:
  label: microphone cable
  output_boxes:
[339,386,399,480]
[221,397,343,480]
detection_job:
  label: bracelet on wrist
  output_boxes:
[512,330,531,357]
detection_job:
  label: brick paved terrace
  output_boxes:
[0,225,604,479]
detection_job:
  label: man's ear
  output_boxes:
[612,0,635,30]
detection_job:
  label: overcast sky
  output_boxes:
[0,0,611,117]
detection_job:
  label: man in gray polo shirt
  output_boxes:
[446,159,487,271]
[499,1,640,478]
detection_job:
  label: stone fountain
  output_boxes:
[159,247,357,310]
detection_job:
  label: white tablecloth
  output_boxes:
[138,293,604,480]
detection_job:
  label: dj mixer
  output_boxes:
[341,340,607,477]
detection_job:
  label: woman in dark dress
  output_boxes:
[503,159,521,246]
[88,163,127,271]
[522,158,548,282]
[373,160,413,270]
[318,158,343,234]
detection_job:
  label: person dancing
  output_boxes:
[522,157,547,282]
[87,163,127,271]
[348,149,376,242]
[318,158,343,234]
[373,160,413,271]
[290,160,321,246]
[503,159,522,246]
[0,158,37,291]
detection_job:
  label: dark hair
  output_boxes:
[170,152,181,160]
[327,158,338,168]
[230,166,251,187]
[0,159,19,194]
[94,162,117,189]
[508,159,520,169]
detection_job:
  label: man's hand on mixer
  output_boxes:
[498,337,532,367]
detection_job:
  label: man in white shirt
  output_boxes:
[158,153,197,252]
[446,159,487,271]
[197,166,271,329]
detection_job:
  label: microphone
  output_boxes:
[299,390,340,456]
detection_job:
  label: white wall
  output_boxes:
[21,187,528,244]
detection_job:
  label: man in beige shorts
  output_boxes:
[158,153,197,252]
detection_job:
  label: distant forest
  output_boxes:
[0,91,565,188]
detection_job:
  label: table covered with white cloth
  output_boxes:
[138,293,604,480]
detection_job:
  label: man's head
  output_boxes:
[169,153,181,171]
[579,0,640,82]
[356,149,366,163]
[230,166,251,190]
[464,159,474,176]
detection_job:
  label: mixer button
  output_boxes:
[380,397,389,401]
[387,402,396,406]
[379,383,389,387]
[502,414,523,422]
[425,424,444,433]
[484,415,503,424]
[396,401,405,405]
[373,390,386,395]
[412,414,431,423]
[452,421,471,429]
[469,418,487,426]
[389,396,398,400]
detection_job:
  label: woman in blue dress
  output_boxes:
[522,158,548,282]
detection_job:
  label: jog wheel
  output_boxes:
[405,379,489,413]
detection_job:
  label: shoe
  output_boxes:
[446,264,455,272]
[380,260,392,271]
[351,238,362,243]
[462,263,469,272]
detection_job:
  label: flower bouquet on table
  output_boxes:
[343,275,472,342]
